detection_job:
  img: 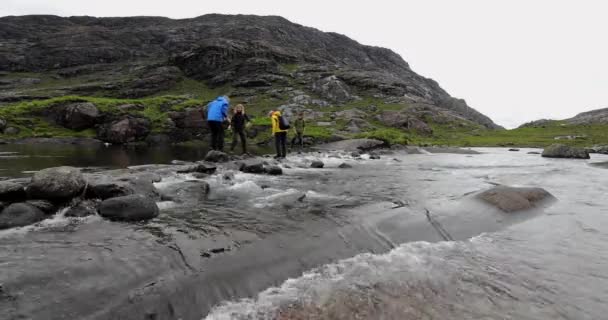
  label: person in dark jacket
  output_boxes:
[206,96,230,151]
[229,104,250,154]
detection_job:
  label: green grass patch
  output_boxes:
[356,128,409,145]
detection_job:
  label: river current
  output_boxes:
[1,147,607,319]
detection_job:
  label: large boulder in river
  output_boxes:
[0,180,27,202]
[205,150,230,163]
[98,194,159,221]
[311,160,325,168]
[27,166,86,201]
[96,116,151,144]
[0,203,46,229]
[542,144,590,159]
[54,102,100,130]
[241,161,265,174]
[86,174,160,200]
[265,165,283,175]
[477,186,555,213]
[158,180,210,203]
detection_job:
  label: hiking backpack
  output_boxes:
[278,115,290,130]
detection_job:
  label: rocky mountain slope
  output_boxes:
[0,14,501,144]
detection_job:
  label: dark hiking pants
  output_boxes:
[275,132,287,157]
[230,129,247,154]
[208,121,224,151]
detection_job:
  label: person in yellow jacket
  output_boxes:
[269,110,288,159]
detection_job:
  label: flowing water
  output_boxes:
[201,148,608,320]
[1,147,608,320]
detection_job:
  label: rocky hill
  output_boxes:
[0,14,501,144]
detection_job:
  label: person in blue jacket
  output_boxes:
[206,95,230,151]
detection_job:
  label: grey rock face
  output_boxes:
[98,194,159,221]
[477,186,556,213]
[542,144,590,159]
[566,107,608,125]
[96,116,151,144]
[27,166,86,200]
[0,203,46,229]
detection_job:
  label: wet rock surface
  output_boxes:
[542,144,590,159]
[0,202,46,229]
[204,150,230,163]
[98,194,159,221]
[26,166,86,200]
[477,186,556,212]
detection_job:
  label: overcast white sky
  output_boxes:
[2,0,607,128]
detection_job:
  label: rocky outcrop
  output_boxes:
[477,186,556,212]
[98,194,159,221]
[49,102,100,130]
[542,144,590,159]
[0,203,47,229]
[566,107,608,125]
[26,166,86,201]
[586,145,608,154]
[96,116,151,144]
[0,14,500,129]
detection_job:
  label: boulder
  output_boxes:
[338,163,352,169]
[96,116,151,144]
[205,150,230,163]
[98,194,159,221]
[542,144,590,159]
[54,102,100,130]
[241,161,265,174]
[86,175,160,200]
[158,180,210,203]
[4,127,20,135]
[265,165,283,175]
[0,181,27,202]
[65,200,98,217]
[586,145,608,154]
[477,186,555,213]
[311,160,325,168]
[0,203,46,229]
[27,166,86,201]
[311,75,354,103]
[508,148,520,152]
[0,118,6,133]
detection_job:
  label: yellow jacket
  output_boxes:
[271,111,288,134]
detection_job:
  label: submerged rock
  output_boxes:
[265,165,283,175]
[0,203,46,229]
[338,163,352,169]
[205,150,230,163]
[86,175,160,200]
[527,151,541,155]
[65,200,98,217]
[241,161,265,174]
[27,166,86,201]
[508,148,520,152]
[542,144,590,159]
[311,160,325,168]
[98,194,159,221]
[477,186,555,213]
[0,181,27,202]
[159,180,210,203]
[26,200,57,214]
[177,163,217,174]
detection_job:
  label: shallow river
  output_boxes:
[1,147,607,320]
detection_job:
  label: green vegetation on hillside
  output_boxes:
[1,93,608,148]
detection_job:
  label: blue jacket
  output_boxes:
[207,96,229,122]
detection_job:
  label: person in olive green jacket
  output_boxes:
[291,111,305,153]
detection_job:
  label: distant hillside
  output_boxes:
[0,14,499,129]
